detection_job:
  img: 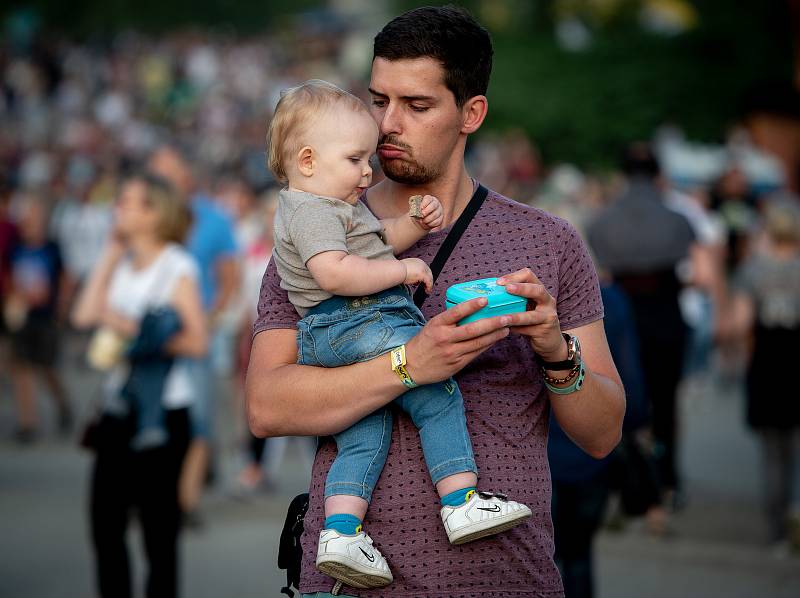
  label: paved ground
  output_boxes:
[1,337,799,598]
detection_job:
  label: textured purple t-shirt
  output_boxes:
[254,188,604,597]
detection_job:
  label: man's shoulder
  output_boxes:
[482,187,575,235]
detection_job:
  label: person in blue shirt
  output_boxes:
[149,145,240,520]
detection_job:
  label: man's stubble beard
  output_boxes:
[377,136,441,185]
[378,155,440,185]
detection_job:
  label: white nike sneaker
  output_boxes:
[441,490,532,545]
[316,528,393,589]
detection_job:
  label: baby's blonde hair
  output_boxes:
[267,80,370,184]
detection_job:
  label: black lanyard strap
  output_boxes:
[412,184,489,309]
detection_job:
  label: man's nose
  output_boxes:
[379,103,401,137]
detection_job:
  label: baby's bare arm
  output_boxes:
[381,195,444,254]
[307,251,433,296]
[381,214,427,254]
[307,251,407,296]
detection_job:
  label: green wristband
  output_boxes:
[545,361,586,395]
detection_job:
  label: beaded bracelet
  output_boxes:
[542,362,580,386]
[544,361,586,395]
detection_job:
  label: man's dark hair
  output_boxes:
[373,5,493,107]
[620,142,660,179]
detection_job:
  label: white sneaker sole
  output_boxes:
[316,555,393,589]
[447,505,532,545]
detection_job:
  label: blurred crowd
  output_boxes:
[1,18,800,598]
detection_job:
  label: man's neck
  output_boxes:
[369,166,476,228]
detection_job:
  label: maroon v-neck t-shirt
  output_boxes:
[254,187,604,597]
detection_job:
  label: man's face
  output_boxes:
[369,57,465,185]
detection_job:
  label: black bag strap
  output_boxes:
[278,492,309,597]
[412,184,489,309]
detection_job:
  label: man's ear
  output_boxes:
[297,146,315,177]
[461,96,488,135]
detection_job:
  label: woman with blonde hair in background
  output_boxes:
[72,172,208,598]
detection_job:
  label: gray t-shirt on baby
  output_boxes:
[272,188,396,315]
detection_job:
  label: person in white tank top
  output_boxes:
[72,172,208,598]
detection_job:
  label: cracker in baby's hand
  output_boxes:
[409,195,423,218]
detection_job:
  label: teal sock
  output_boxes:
[324,513,362,535]
[441,486,477,507]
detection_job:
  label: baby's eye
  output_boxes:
[349,157,361,164]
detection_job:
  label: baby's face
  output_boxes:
[300,107,378,205]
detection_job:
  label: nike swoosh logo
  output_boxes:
[477,505,501,513]
[359,547,375,562]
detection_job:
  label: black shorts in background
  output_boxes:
[11,315,59,367]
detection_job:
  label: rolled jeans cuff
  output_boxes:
[324,481,374,503]
[429,457,478,486]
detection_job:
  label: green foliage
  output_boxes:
[1,0,321,35]
[396,0,794,169]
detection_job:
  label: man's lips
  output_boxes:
[378,145,406,159]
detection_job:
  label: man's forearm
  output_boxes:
[246,330,406,437]
[549,367,625,459]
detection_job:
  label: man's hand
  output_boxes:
[405,297,511,385]
[497,268,568,362]
[411,195,444,231]
[401,258,433,293]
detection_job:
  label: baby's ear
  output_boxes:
[297,146,314,177]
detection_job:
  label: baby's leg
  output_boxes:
[325,495,369,522]
[397,379,478,495]
[324,407,393,517]
[316,408,394,589]
[398,379,531,544]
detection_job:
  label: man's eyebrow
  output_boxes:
[368,88,436,102]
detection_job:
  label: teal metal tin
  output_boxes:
[445,277,527,325]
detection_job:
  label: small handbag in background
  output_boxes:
[86,326,128,371]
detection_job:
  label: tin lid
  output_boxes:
[445,278,526,308]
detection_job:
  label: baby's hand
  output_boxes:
[401,258,433,293]
[411,195,444,231]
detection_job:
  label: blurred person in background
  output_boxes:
[214,178,285,493]
[725,195,800,554]
[148,144,240,523]
[6,193,72,442]
[549,281,649,598]
[587,143,697,530]
[50,156,115,309]
[709,166,758,273]
[71,172,207,598]
[0,178,20,381]
[665,184,727,390]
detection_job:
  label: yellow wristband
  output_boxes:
[390,345,418,389]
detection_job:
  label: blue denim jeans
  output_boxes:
[297,287,477,502]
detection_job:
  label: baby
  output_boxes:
[267,80,530,589]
